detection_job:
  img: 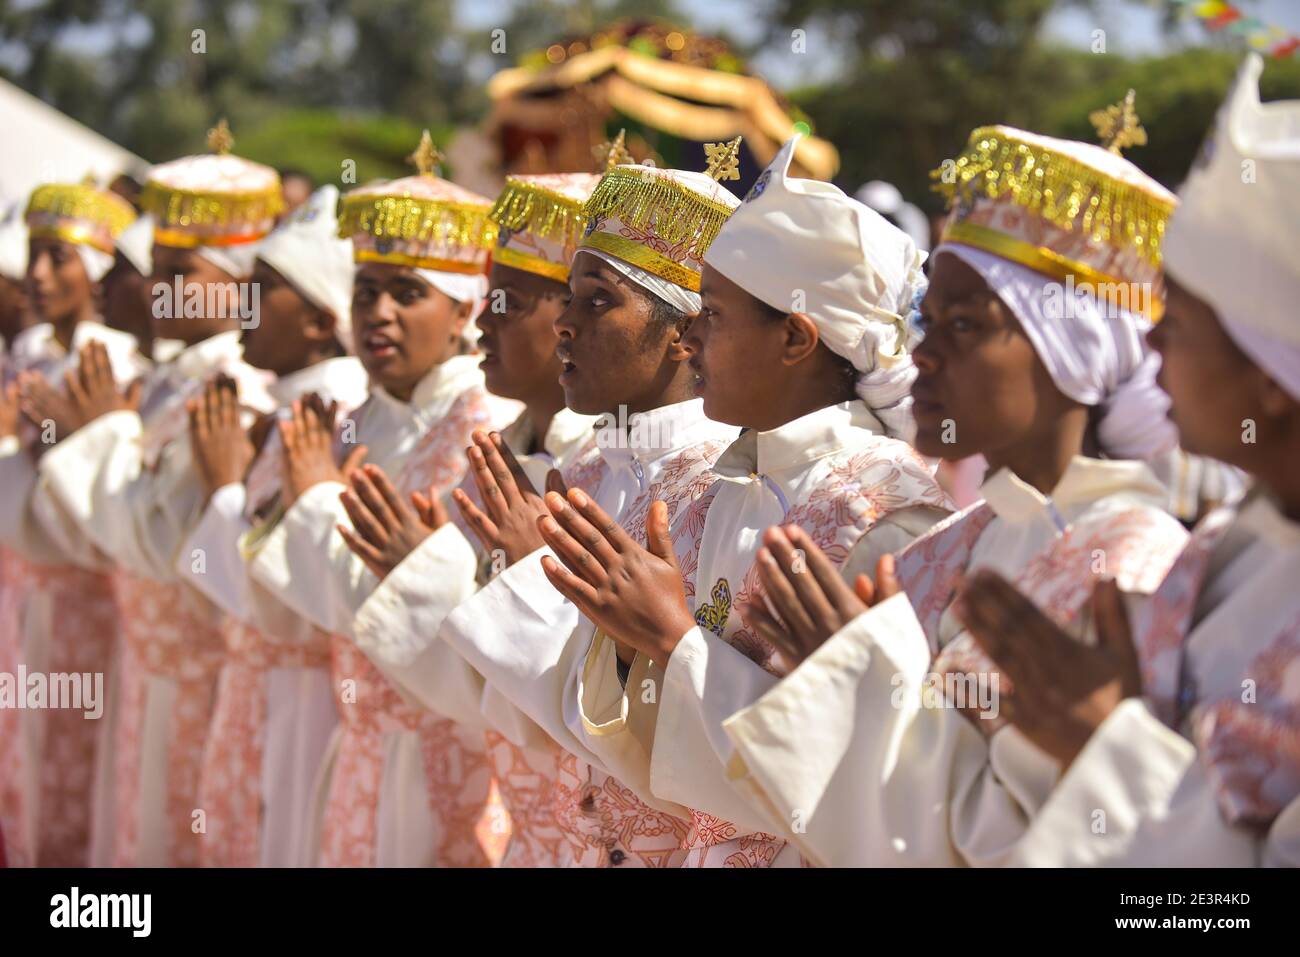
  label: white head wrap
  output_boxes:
[257,185,355,350]
[576,248,702,317]
[74,244,115,283]
[115,213,154,277]
[704,136,927,439]
[0,207,29,281]
[196,243,260,281]
[937,242,1178,460]
[1163,54,1300,401]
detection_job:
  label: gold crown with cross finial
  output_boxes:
[139,117,283,249]
[337,130,496,271]
[577,139,743,293]
[929,101,1177,321]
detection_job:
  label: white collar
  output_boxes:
[595,398,727,473]
[980,455,1168,529]
[269,355,368,406]
[169,329,245,381]
[1236,486,1300,549]
[542,407,599,460]
[368,352,484,417]
[11,319,139,366]
[713,400,883,481]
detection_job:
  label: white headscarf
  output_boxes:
[197,243,260,281]
[257,186,355,351]
[937,242,1178,460]
[74,244,115,283]
[577,248,702,317]
[1163,54,1300,401]
[704,136,926,439]
[0,207,29,281]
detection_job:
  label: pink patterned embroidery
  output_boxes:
[112,573,225,867]
[197,620,332,868]
[1193,620,1300,827]
[676,437,953,866]
[321,636,501,867]
[484,732,570,868]
[0,556,117,867]
[929,506,1187,736]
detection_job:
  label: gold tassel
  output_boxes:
[489,180,588,246]
[26,184,136,237]
[583,166,735,252]
[140,182,284,232]
[338,194,496,250]
[930,127,1173,264]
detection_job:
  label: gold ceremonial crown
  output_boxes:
[25,182,137,254]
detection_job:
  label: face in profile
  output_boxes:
[911,252,1072,461]
[149,244,248,345]
[478,261,567,403]
[241,260,335,376]
[554,251,688,416]
[1146,274,1268,466]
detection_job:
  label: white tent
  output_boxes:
[0,77,149,210]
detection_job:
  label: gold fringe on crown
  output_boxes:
[337,192,496,251]
[26,183,136,252]
[140,182,285,245]
[930,126,1175,265]
[489,179,588,248]
[582,165,735,252]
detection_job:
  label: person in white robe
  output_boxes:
[958,54,1300,867]
[336,172,601,867]
[172,184,369,866]
[716,107,1193,867]
[28,124,282,866]
[241,135,512,867]
[534,136,954,867]
[0,181,145,866]
[435,154,744,866]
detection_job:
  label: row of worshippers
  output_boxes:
[0,53,1295,868]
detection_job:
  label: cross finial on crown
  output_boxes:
[408,130,444,176]
[1090,89,1147,155]
[593,129,631,171]
[705,136,743,181]
[207,118,235,155]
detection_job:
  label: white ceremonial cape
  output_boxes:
[173,355,369,866]
[0,319,147,867]
[349,406,597,867]
[1011,488,1300,866]
[439,398,740,867]
[245,355,506,867]
[35,328,274,867]
[720,457,1189,866]
[604,401,952,867]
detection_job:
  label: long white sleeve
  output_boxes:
[174,482,251,618]
[1010,698,1298,866]
[246,480,375,637]
[38,410,204,581]
[439,547,610,769]
[721,592,1053,867]
[349,523,488,729]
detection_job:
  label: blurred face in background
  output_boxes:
[149,244,246,346]
[26,236,96,330]
[241,260,339,376]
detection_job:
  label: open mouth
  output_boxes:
[362,331,398,358]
